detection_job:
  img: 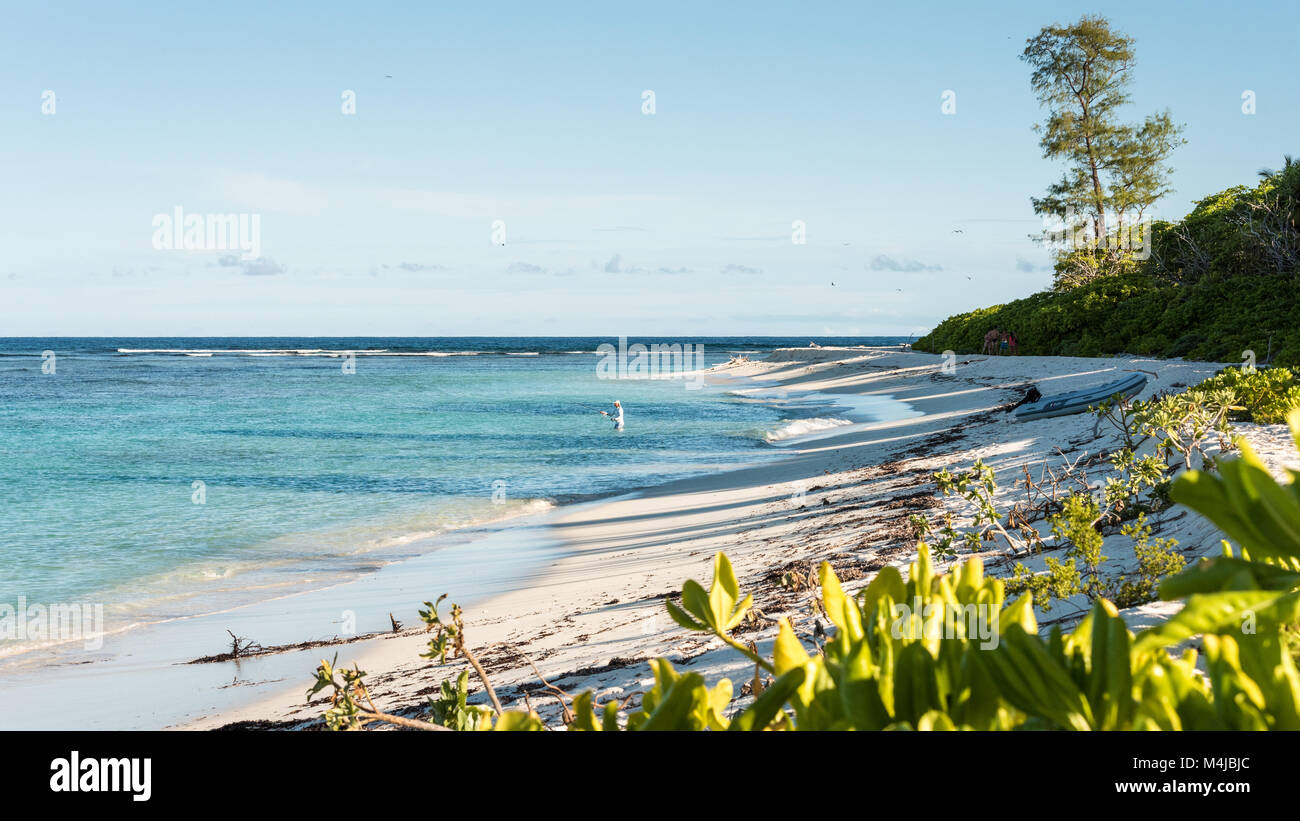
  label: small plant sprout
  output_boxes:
[665,553,771,674]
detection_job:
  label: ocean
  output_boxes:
[0,336,908,666]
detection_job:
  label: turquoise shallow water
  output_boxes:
[0,336,906,660]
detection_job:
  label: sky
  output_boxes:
[1,0,1296,337]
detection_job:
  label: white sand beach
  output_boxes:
[187,346,1296,730]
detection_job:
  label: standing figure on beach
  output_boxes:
[983,327,1000,355]
[600,400,624,431]
[999,331,1010,355]
[1008,331,1018,355]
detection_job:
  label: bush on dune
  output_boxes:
[915,161,1300,365]
[1196,366,1300,425]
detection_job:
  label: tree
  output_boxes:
[1023,15,1184,249]
[1258,154,1296,179]
[1109,111,1184,228]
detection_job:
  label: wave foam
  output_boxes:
[764,417,854,443]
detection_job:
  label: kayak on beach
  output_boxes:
[1013,371,1149,422]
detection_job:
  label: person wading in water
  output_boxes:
[600,400,624,431]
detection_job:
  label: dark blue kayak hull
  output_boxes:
[1014,372,1148,422]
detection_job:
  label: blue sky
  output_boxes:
[2,0,1296,336]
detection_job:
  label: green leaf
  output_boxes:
[724,594,754,632]
[641,673,708,731]
[998,591,1037,635]
[492,711,546,731]
[1086,599,1133,730]
[665,598,707,631]
[709,554,738,629]
[892,642,940,725]
[986,626,1093,730]
[1159,555,1300,598]
[859,565,905,618]
[729,667,805,731]
[680,579,715,629]
[773,618,811,674]
[1133,590,1283,653]
[570,691,600,731]
[601,700,621,731]
[917,710,957,731]
[715,552,740,599]
[820,561,864,641]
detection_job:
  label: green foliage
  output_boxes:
[1195,366,1300,424]
[617,659,733,731]
[633,543,1297,730]
[418,594,455,664]
[1051,493,1106,594]
[1021,15,1184,245]
[1114,515,1186,608]
[1004,493,1099,610]
[926,403,1192,610]
[1094,378,1236,486]
[1001,491,1185,612]
[996,382,1241,608]
[307,654,369,731]
[310,530,1297,731]
[1137,409,1300,652]
[1006,552,1082,611]
[665,553,754,637]
[427,671,494,731]
[914,162,1300,364]
[308,652,542,732]
[309,418,1300,732]
[548,658,738,732]
[1051,247,1144,291]
[918,460,1041,556]
[1101,444,1168,518]
[927,372,1275,612]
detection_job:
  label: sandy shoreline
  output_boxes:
[186,346,1295,730]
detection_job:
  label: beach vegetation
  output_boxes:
[919,460,1043,556]
[428,671,495,731]
[624,413,1300,729]
[306,414,1300,731]
[1192,366,1300,425]
[915,159,1300,364]
[1005,506,1185,611]
[925,366,1294,612]
[935,380,1240,609]
[1114,515,1186,607]
[1136,410,1300,652]
[307,536,1279,729]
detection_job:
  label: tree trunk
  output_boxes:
[1081,110,1107,242]
[1077,58,1107,243]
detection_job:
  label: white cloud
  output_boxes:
[869,255,942,273]
[208,170,322,214]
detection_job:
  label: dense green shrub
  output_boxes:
[917,274,1299,365]
[1195,366,1300,424]
[915,163,1299,364]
